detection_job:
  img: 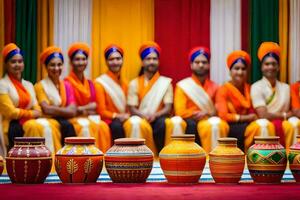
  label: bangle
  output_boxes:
[235,114,240,122]
[283,112,287,121]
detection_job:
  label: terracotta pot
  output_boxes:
[0,156,4,176]
[289,135,300,182]
[209,138,245,184]
[105,138,153,183]
[55,137,103,183]
[159,135,206,184]
[5,137,52,184]
[247,136,287,183]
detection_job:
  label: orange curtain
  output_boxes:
[91,0,154,81]
[279,0,289,82]
[37,0,54,81]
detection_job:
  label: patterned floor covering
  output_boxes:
[0,162,296,184]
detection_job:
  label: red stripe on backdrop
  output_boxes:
[241,0,250,52]
[155,0,210,84]
[4,0,15,44]
[241,0,249,51]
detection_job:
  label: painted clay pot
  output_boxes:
[209,138,245,184]
[105,138,153,183]
[247,136,287,183]
[5,137,52,184]
[55,137,103,183]
[0,156,4,175]
[288,135,300,182]
[159,135,206,184]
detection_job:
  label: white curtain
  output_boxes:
[289,0,300,83]
[54,0,92,78]
[210,0,241,85]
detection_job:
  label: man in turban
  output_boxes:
[173,46,229,153]
[249,42,295,149]
[124,42,173,154]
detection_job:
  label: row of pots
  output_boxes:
[0,135,300,184]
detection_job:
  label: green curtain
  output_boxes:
[250,0,279,83]
[15,0,37,83]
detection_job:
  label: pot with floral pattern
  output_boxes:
[55,137,103,183]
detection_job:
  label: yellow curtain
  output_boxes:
[91,0,154,81]
[0,0,4,77]
[37,0,54,81]
[279,0,289,83]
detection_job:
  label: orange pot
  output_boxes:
[55,137,103,183]
[209,138,245,184]
[0,156,3,176]
[159,135,206,184]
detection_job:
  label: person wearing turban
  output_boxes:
[95,44,130,143]
[0,43,61,155]
[215,50,257,151]
[249,42,295,150]
[64,43,111,152]
[173,46,229,153]
[124,41,173,155]
[34,46,77,152]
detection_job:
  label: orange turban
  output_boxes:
[104,44,124,59]
[139,41,161,60]
[40,46,64,65]
[227,50,251,69]
[2,43,23,62]
[68,42,90,60]
[188,46,210,62]
[257,42,280,62]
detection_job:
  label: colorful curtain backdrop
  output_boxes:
[15,0,38,83]
[241,0,249,52]
[54,0,92,78]
[0,0,4,77]
[279,0,289,83]
[91,0,154,81]
[250,0,279,83]
[154,0,210,84]
[4,0,15,44]
[37,0,54,81]
[210,0,241,85]
[289,0,300,83]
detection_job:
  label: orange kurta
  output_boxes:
[95,71,128,120]
[174,75,218,118]
[291,82,300,109]
[65,72,111,152]
[215,82,252,122]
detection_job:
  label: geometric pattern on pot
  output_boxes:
[248,150,287,164]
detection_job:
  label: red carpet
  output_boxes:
[0,183,299,200]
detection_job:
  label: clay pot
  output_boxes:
[105,138,153,183]
[288,135,300,182]
[159,135,206,184]
[209,137,245,184]
[247,136,287,183]
[55,137,103,183]
[6,137,52,184]
[0,156,4,176]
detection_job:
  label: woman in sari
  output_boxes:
[64,43,111,152]
[216,50,257,151]
[0,43,60,154]
[34,46,77,152]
